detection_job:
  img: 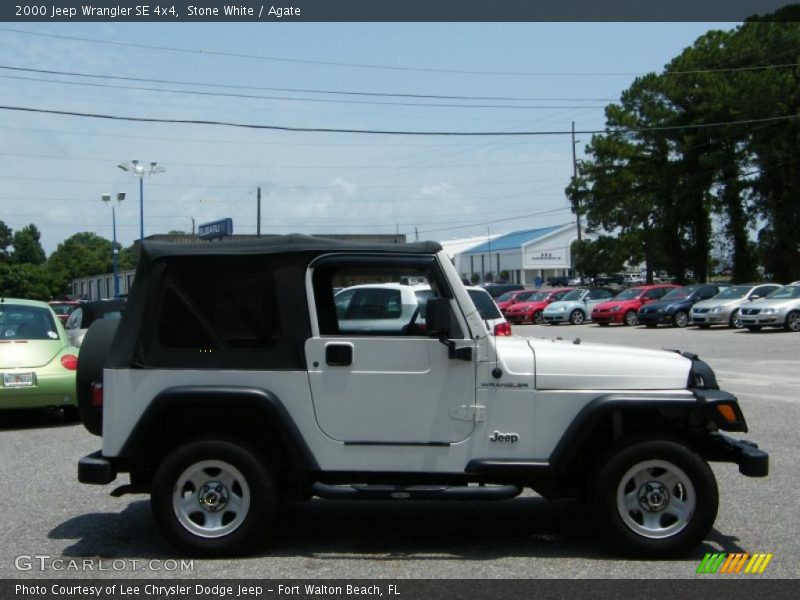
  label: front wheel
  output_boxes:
[151,439,277,557]
[589,439,718,558]
[533,310,544,325]
[673,311,689,328]
[730,309,742,329]
[784,310,800,332]
[569,310,586,325]
[624,311,638,327]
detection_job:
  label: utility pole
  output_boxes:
[571,121,582,242]
[190,217,195,235]
[414,227,419,242]
[256,187,262,237]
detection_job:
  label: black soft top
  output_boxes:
[140,234,442,261]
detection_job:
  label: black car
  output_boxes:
[547,276,570,287]
[481,283,525,299]
[637,284,727,328]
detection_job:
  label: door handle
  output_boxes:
[325,343,353,366]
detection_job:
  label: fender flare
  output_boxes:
[119,385,319,472]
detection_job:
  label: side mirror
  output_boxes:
[425,297,452,338]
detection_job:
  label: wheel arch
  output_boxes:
[119,386,319,477]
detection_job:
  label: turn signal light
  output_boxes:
[716,403,738,423]
[494,322,512,336]
[60,354,78,370]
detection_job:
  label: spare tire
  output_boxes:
[76,319,120,436]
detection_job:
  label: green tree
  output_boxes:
[47,232,113,282]
[11,224,46,265]
[0,263,55,300]
[0,220,12,262]
[571,236,629,281]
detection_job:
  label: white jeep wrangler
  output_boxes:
[76,235,768,557]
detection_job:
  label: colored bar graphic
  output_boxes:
[697,552,772,575]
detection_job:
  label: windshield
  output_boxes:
[766,285,800,300]
[561,289,586,301]
[527,292,549,302]
[713,286,750,300]
[467,289,502,320]
[662,286,698,300]
[0,304,59,340]
[515,291,537,302]
[496,291,518,302]
[614,288,645,300]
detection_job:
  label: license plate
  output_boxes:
[3,372,35,387]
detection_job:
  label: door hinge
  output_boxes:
[450,405,486,422]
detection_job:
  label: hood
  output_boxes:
[746,297,800,310]
[494,337,535,377]
[544,300,582,312]
[0,340,62,369]
[640,298,690,311]
[693,297,741,309]
[593,298,639,311]
[527,337,691,390]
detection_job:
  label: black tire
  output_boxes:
[623,311,638,327]
[533,311,544,325]
[151,439,277,557]
[569,310,586,325]
[729,309,742,329]
[747,325,762,332]
[784,310,800,332]
[589,438,718,558]
[673,311,689,328]
[62,406,81,422]
[76,319,120,435]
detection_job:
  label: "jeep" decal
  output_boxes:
[489,431,519,443]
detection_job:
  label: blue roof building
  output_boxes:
[453,223,585,285]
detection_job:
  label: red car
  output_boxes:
[48,300,81,325]
[495,289,537,313]
[505,288,574,324]
[590,285,678,326]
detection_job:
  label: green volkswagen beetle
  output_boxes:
[0,298,80,417]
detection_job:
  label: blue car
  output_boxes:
[637,284,728,328]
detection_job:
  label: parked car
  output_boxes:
[48,300,80,325]
[465,286,511,336]
[594,273,626,287]
[494,289,533,313]
[76,235,768,557]
[542,288,615,325]
[65,299,126,347]
[480,283,524,299]
[739,284,800,332]
[624,273,645,286]
[691,284,781,329]
[0,298,79,417]
[637,285,728,328]
[591,285,678,327]
[505,288,574,324]
[546,276,570,287]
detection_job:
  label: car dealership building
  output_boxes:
[454,223,584,285]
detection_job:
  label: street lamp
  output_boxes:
[117,159,165,240]
[102,192,125,298]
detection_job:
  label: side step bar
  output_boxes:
[311,482,522,501]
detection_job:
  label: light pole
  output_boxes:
[117,159,165,240]
[101,192,125,298]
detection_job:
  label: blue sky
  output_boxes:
[0,22,736,253]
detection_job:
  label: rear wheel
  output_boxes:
[151,439,277,557]
[589,438,718,557]
[784,310,800,332]
[624,311,638,327]
[569,310,585,325]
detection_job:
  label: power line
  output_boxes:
[2,28,798,78]
[2,104,798,136]
[0,64,617,103]
[0,73,607,111]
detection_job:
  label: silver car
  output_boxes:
[739,284,800,332]
[691,283,781,329]
[542,287,615,325]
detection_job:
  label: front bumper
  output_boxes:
[592,311,623,324]
[78,450,118,484]
[701,434,769,477]
[692,311,730,325]
[740,314,783,327]
[637,312,674,325]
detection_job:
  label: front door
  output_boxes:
[304,256,477,444]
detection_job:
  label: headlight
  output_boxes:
[710,306,723,313]
[609,305,621,312]
[762,308,778,314]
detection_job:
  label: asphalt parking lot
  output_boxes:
[1,323,798,580]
